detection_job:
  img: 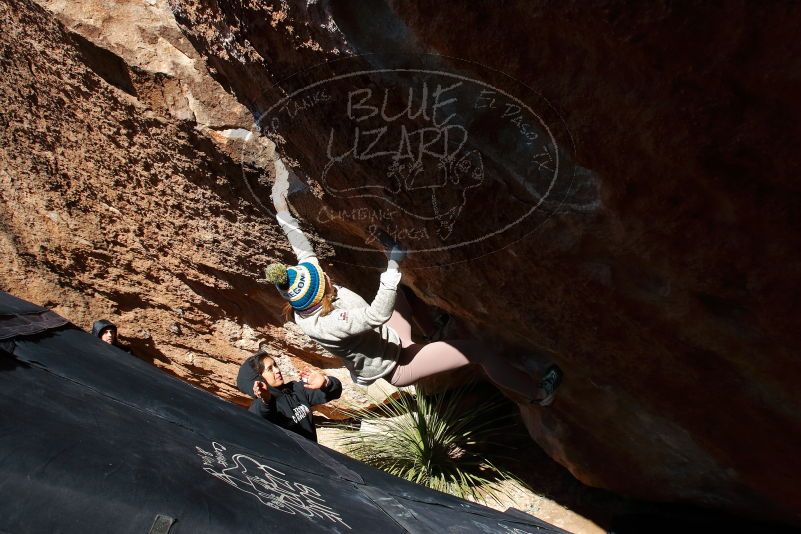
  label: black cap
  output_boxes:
[91,319,117,338]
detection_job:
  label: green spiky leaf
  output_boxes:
[331,384,529,504]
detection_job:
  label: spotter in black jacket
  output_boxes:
[236,352,342,442]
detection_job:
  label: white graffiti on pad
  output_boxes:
[196,441,351,529]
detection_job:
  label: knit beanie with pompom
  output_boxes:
[265,261,326,312]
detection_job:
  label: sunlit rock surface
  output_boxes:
[2,0,801,526]
[166,0,801,525]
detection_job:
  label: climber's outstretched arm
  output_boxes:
[272,158,317,264]
[276,210,317,264]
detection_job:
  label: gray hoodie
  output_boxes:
[277,211,402,385]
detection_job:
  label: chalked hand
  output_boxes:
[374,228,407,268]
[300,371,328,390]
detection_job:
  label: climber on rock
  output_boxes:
[236,350,342,442]
[262,159,563,406]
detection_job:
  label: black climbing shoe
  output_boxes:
[537,365,563,407]
[425,311,452,342]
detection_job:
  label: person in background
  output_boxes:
[91,319,119,346]
[91,319,135,355]
[236,350,342,442]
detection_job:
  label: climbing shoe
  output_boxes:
[537,365,563,407]
[425,311,452,342]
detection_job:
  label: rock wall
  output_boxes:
[3,0,801,527]
[35,0,251,129]
[0,0,381,415]
[164,0,801,526]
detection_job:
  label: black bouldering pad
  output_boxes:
[0,291,566,534]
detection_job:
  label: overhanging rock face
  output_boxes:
[4,0,801,526]
[0,291,564,534]
[167,0,801,524]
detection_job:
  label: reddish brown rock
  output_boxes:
[164,0,801,525]
[0,0,371,415]
[3,0,801,526]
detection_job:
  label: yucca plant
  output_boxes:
[332,384,528,504]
